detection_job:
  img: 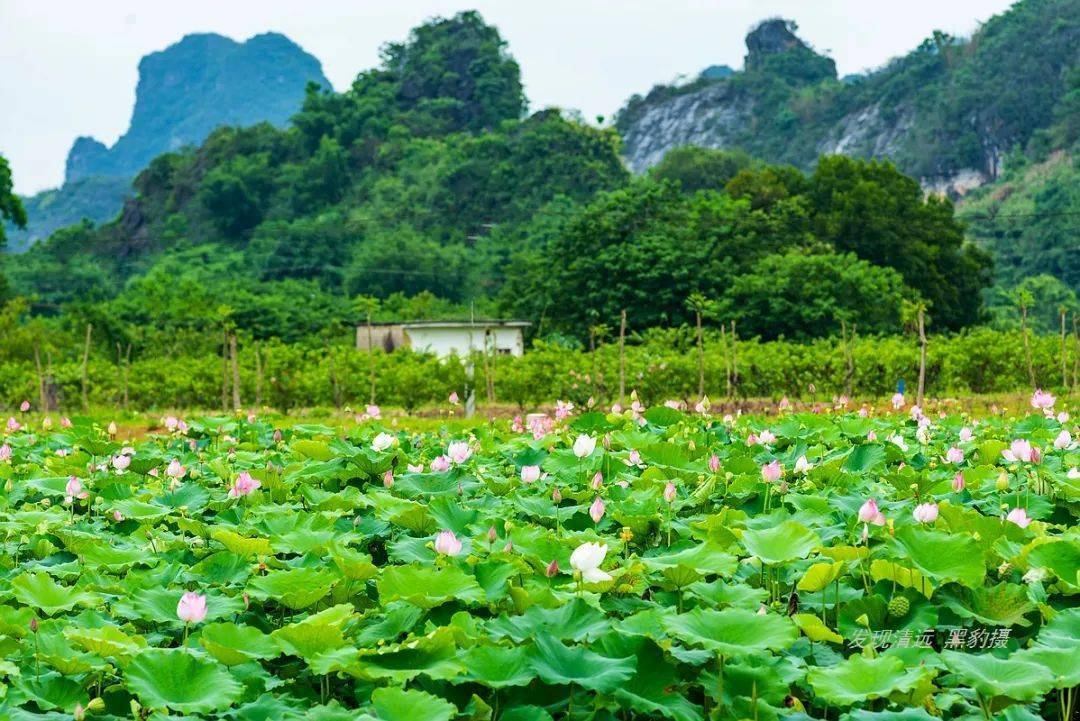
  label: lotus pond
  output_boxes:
[0,398,1077,721]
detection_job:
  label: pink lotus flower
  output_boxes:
[0,444,10,462]
[64,477,88,504]
[695,396,710,414]
[952,472,965,492]
[434,530,462,556]
[164,416,179,431]
[383,470,394,488]
[746,433,759,446]
[447,441,472,465]
[1005,507,1032,528]
[520,465,542,484]
[554,400,574,421]
[591,471,603,490]
[430,455,451,472]
[1002,439,1040,464]
[1054,430,1072,450]
[176,591,207,623]
[7,417,21,432]
[60,417,72,428]
[1030,389,1055,411]
[761,460,782,482]
[959,427,973,443]
[708,454,720,472]
[589,496,606,523]
[663,482,677,503]
[112,454,131,472]
[758,430,777,445]
[228,471,261,498]
[551,486,562,503]
[913,502,938,524]
[165,459,186,479]
[407,463,424,473]
[858,498,885,525]
[891,392,905,410]
[511,416,525,433]
[778,396,791,411]
[365,404,381,420]
[545,559,559,577]
[19,401,30,412]
[113,510,124,521]
[944,447,964,464]
[448,392,460,405]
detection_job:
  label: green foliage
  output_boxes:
[0,154,27,248]
[726,250,910,339]
[0,395,1074,718]
[649,146,753,193]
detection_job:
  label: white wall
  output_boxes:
[405,326,525,358]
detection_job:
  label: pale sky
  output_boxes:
[1,0,1018,194]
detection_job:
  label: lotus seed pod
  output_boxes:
[887,596,910,617]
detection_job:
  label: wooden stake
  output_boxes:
[618,310,627,405]
[1020,300,1036,389]
[81,323,93,410]
[696,308,705,399]
[367,310,376,405]
[33,343,46,412]
[916,307,927,407]
[721,324,731,399]
[1061,309,1068,390]
[230,333,241,410]
[221,327,229,412]
[254,342,263,407]
[729,320,738,397]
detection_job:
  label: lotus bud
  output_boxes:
[502,541,513,553]
[29,617,38,633]
[272,429,283,443]
[487,526,497,543]
[107,422,117,436]
[87,698,104,712]
[545,559,559,577]
[552,487,562,503]
[996,472,1009,492]
[74,703,85,721]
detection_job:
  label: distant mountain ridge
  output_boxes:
[615,1,1079,195]
[5,31,329,251]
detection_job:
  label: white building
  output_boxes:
[357,320,530,359]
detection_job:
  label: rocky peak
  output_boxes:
[744,19,806,70]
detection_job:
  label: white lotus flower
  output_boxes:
[371,432,395,452]
[794,455,813,474]
[572,434,596,458]
[569,542,611,583]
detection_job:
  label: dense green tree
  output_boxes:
[806,156,993,329]
[0,154,28,247]
[649,146,753,193]
[383,10,525,133]
[536,180,796,333]
[724,250,912,340]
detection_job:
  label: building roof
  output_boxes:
[402,320,531,330]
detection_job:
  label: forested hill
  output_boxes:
[5,32,328,252]
[4,10,1008,350]
[615,0,1079,194]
